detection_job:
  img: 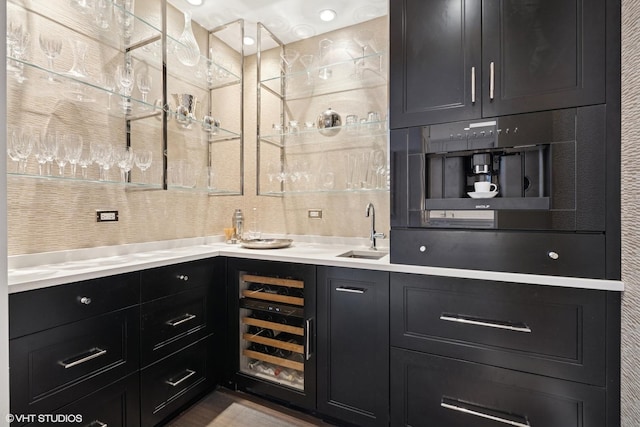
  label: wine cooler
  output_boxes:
[227,259,316,410]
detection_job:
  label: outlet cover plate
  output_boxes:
[96,210,118,222]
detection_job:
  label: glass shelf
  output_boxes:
[260,51,387,100]
[7,172,163,190]
[260,120,388,148]
[259,188,388,197]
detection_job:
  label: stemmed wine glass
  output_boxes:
[64,134,84,178]
[280,49,299,74]
[35,131,57,176]
[92,142,114,181]
[38,34,63,82]
[136,72,152,109]
[115,62,134,112]
[94,0,113,31]
[134,149,152,183]
[114,146,134,182]
[8,27,30,83]
[77,143,94,179]
[54,133,68,177]
[298,54,314,85]
[10,128,34,174]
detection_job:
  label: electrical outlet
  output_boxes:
[96,210,118,222]
[308,209,323,219]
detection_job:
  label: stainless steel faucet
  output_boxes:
[365,202,385,250]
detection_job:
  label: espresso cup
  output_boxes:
[474,181,497,193]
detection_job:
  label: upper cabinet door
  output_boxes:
[482,0,605,117]
[390,0,482,129]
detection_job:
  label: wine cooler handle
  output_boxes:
[305,318,314,361]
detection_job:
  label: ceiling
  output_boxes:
[166,0,388,55]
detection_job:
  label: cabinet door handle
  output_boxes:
[471,66,476,103]
[86,421,108,427]
[489,61,495,100]
[177,274,189,281]
[59,347,107,369]
[305,318,314,361]
[166,313,197,327]
[441,397,530,427]
[166,369,196,387]
[440,313,532,333]
[335,287,366,294]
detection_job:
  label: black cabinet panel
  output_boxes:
[141,258,218,302]
[390,348,606,427]
[390,273,607,385]
[390,0,481,128]
[141,286,214,367]
[317,267,389,427]
[482,0,605,117]
[391,228,606,278]
[9,272,140,339]
[140,335,215,427]
[10,307,140,418]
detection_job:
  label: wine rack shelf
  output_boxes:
[242,349,304,372]
[241,317,304,336]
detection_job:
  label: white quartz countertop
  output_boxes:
[7,235,624,294]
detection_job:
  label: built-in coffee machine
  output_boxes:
[390,106,608,278]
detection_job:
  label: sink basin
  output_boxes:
[337,250,388,260]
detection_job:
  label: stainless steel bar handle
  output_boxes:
[440,314,532,333]
[166,369,196,387]
[471,66,476,103]
[60,347,107,369]
[489,61,495,100]
[166,313,196,327]
[441,401,530,427]
[335,287,366,294]
[305,318,313,361]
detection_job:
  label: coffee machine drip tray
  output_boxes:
[425,197,550,211]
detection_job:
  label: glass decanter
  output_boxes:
[175,11,200,67]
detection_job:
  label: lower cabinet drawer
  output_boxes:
[390,348,606,427]
[390,273,607,385]
[141,286,213,366]
[19,374,140,427]
[140,334,215,426]
[10,307,140,418]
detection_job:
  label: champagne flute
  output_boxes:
[115,63,134,112]
[54,132,68,177]
[136,72,152,108]
[64,134,84,178]
[100,72,116,110]
[12,128,34,174]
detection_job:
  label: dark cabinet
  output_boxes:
[390,0,606,128]
[139,257,224,425]
[390,348,606,427]
[317,267,389,427]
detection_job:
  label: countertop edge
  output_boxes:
[7,242,625,294]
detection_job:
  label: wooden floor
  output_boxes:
[167,388,337,427]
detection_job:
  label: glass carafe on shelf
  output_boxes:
[66,39,90,79]
[175,11,201,67]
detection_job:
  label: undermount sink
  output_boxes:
[337,250,388,260]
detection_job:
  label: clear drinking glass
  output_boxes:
[55,133,69,177]
[298,54,314,85]
[11,128,34,174]
[39,34,63,82]
[94,0,113,30]
[36,131,57,176]
[67,39,90,79]
[318,39,333,80]
[136,72,152,108]
[64,134,84,178]
[134,149,152,183]
[114,146,134,182]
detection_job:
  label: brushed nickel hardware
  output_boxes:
[489,61,495,100]
[305,318,313,360]
[166,313,196,327]
[166,369,196,387]
[79,296,92,305]
[440,313,532,333]
[419,246,427,252]
[441,398,530,427]
[548,251,559,260]
[93,421,107,427]
[471,66,476,103]
[365,202,385,250]
[336,287,366,294]
[177,274,189,281]
[60,347,107,369]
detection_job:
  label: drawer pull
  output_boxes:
[177,274,189,281]
[441,397,530,427]
[440,313,532,333]
[59,347,107,369]
[166,369,196,387]
[548,251,559,260]
[79,296,92,305]
[166,313,197,327]
[335,287,367,294]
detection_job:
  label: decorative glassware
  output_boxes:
[136,71,152,107]
[64,134,84,177]
[134,149,152,183]
[39,34,63,82]
[116,62,134,113]
[70,0,94,14]
[318,39,333,80]
[36,131,57,176]
[175,11,201,67]
[299,54,314,85]
[280,49,299,74]
[114,146,134,182]
[10,128,34,174]
[114,0,135,40]
[67,39,90,79]
[94,0,113,30]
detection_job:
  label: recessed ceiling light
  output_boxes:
[186,0,203,5]
[319,9,337,22]
[243,36,255,46]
